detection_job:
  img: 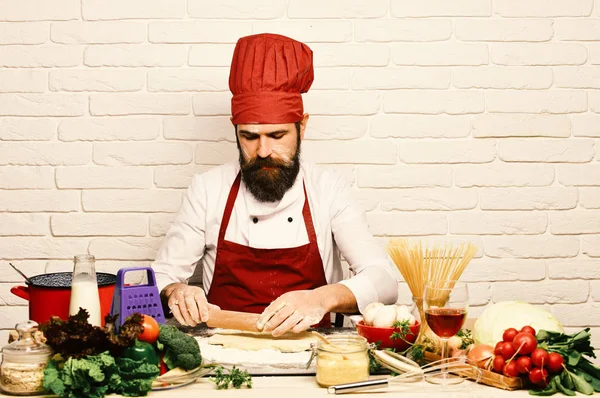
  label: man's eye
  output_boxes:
[271,134,284,139]
[243,135,258,140]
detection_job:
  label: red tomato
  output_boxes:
[502,328,519,343]
[138,314,160,344]
[520,325,536,336]
[516,356,532,374]
[513,332,537,355]
[501,341,516,359]
[531,348,549,368]
[494,341,503,356]
[493,355,505,373]
[529,367,549,388]
[547,352,564,373]
[503,360,520,378]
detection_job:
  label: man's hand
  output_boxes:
[163,283,220,327]
[256,290,329,337]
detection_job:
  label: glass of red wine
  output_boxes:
[423,280,469,385]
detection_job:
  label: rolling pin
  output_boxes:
[204,308,332,345]
[206,308,261,333]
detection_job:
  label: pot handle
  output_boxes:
[10,286,30,301]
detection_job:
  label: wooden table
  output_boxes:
[146,375,548,397]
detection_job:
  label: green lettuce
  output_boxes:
[43,351,158,398]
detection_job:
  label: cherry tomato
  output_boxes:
[516,355,532,374]
[531,348,549,368]
[547,352,564,373]
[494,341,503,356]
[501,341,516,359]
[529,367,549,388]
[493,355,505,373]
[503,360,520,378]
[513,332,537,355]
[138,314,160,344]
[502,328,519,343]
[520,325,536,336]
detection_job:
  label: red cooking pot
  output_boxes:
[11,272,116,325]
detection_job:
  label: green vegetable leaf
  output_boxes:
[209,366,252,390]
[42,360,66,397]
[368,342,382,374]
[579,358,600,379]
[408,345,425,362]
[561,370,574,390]
[567,350,581,367]
[529,378,558,396]
[574,368,600,393]
[457,329,474,350]
[42,351,158,398]
[390,320,413,343]
[554,374,576,396]
[569,370,594,395]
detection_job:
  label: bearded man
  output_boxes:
[152,33,398,336]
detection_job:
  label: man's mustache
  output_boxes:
[242,156,292,172]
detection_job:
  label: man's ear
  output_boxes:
[299,114,309,140]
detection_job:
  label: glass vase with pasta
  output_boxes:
[423,280,469,385]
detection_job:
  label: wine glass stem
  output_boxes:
[440,338,449,377]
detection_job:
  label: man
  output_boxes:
[152,33,398,336]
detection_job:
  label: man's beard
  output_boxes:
[237,137,301,203]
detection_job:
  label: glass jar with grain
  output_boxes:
[0,321,51,396]
[314,335,370,387]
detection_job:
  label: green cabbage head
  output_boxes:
[473,301,564,346]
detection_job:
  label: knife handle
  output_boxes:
[206,308,261,332]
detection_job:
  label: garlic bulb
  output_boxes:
[362,302,384,326]
[395,305,411,321]
[372,305,398,328]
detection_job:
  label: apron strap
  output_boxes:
[218,173,242,243]
[301,183,318,245]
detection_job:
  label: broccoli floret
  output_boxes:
[157,325,202,371]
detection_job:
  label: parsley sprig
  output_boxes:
[210,365,253,390]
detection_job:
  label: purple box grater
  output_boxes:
[110,267,165,328]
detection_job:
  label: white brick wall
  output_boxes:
[1,1,599,341]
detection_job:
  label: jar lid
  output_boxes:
[1,320,51,363]
[317,334,368,354]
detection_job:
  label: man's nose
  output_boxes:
[256,136,273,158]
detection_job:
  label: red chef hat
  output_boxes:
[229,33,314,125]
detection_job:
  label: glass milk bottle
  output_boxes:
[68,254,102,326]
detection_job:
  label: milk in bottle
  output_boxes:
[68,254,102,326]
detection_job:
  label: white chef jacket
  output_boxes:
[152,159,399,312]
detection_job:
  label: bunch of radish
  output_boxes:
[491,326,564,388]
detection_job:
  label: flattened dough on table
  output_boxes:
[208,331,318,353]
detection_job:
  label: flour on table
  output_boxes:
[196,330,315,373]
[208,330,317,353]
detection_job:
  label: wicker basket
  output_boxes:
[423,352,524,391]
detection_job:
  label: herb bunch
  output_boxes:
[210,365,253,390]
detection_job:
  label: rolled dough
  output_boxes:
[208,331,318,353]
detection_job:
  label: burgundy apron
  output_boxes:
[207,172,331,328]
